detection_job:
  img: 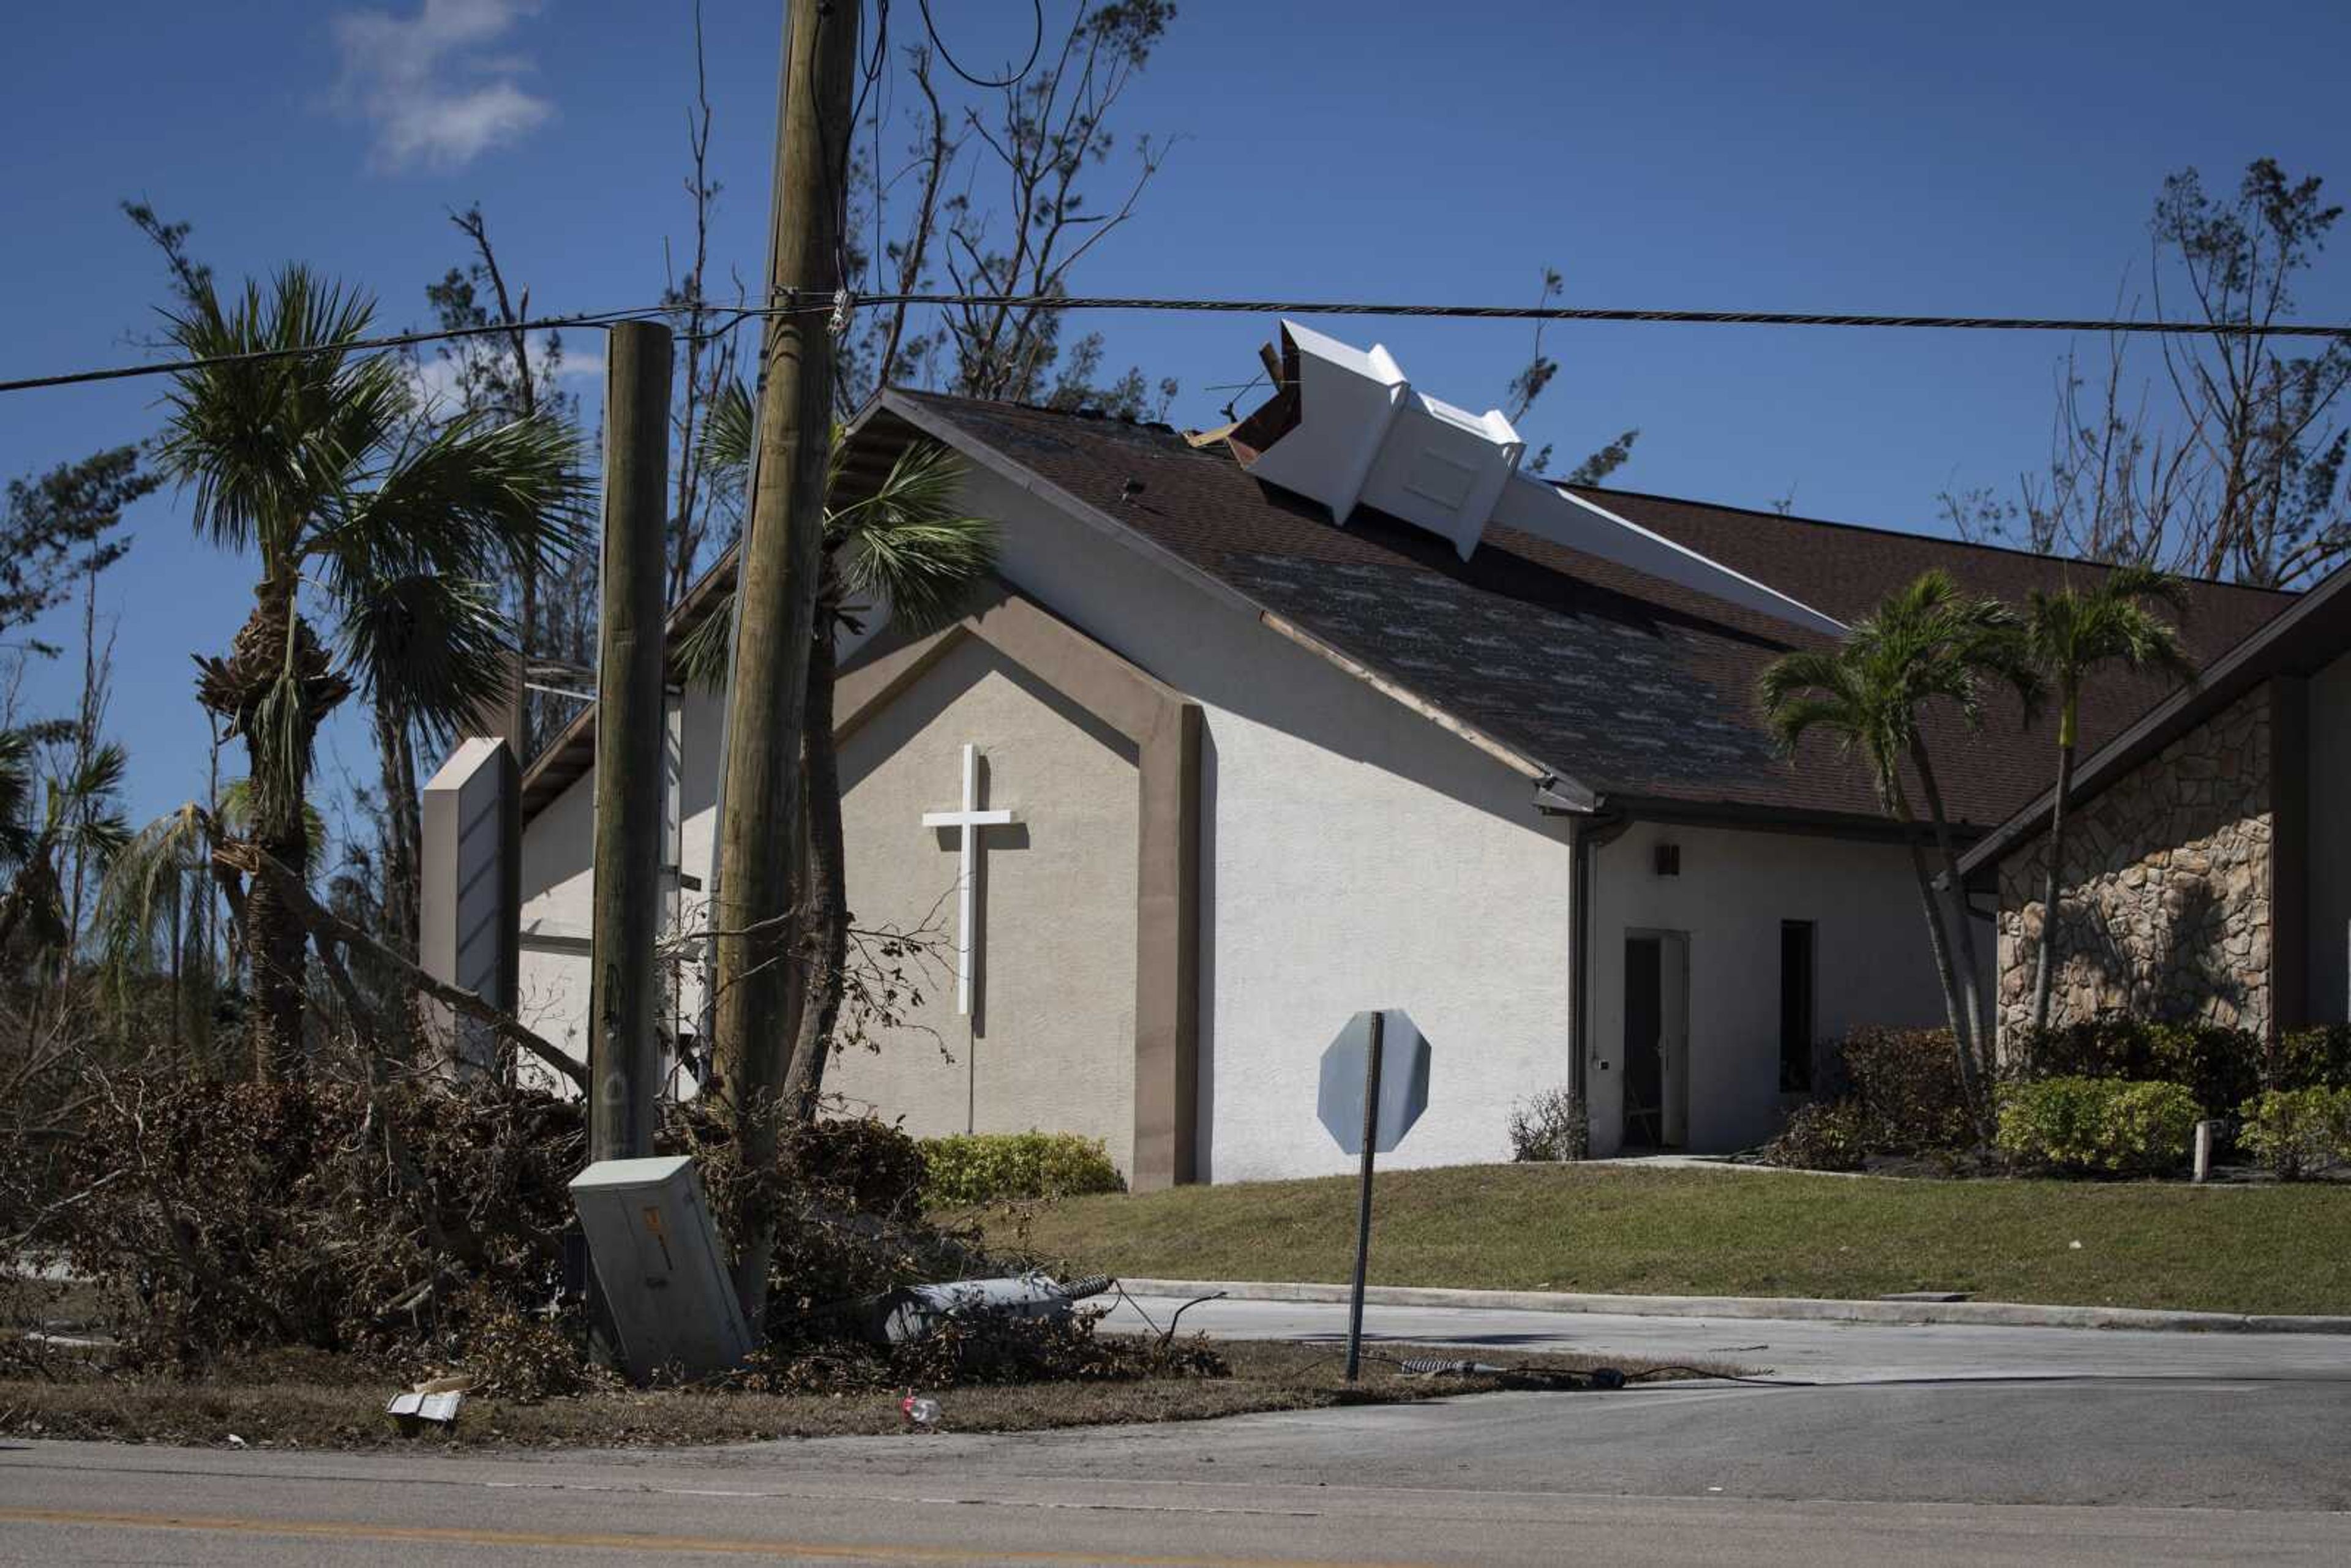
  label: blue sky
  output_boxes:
[4,0,2349,830]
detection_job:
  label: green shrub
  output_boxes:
[1507,1086,1589,1161]
[2268,1027,2351,1093]
[1838,1027,1974,1153]
[920,1132,1126,1207]
[1994,1076,2199,1177]
[2237,1087,2351,1180]
[1761,1101,1867,1171]
[2006,1019,2259,1118]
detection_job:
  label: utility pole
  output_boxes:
[588,320,673,1164]
[712,0,861,1315]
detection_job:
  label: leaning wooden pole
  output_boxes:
[712,0,860,1318]
[588,320,674,1163]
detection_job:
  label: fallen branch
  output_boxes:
[0,1168,129,1253]
[222,842,588,1092]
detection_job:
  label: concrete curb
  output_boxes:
[1118,1278,2351,1336]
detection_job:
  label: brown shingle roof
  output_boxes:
[894,392,2290,831]
[1574,486,2289,824]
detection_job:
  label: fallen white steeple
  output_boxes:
[1234,321,1844,637]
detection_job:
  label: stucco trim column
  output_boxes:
[834,585,1202,1189]
[2270,675,2310,1036]
[419,737,520,1078]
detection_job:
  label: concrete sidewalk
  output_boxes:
[1100,1292,2351,1384]
[1120,1276,2351,1334]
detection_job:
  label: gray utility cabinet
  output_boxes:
[569,1155,753,1382]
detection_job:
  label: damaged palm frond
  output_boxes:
[674,593,735,691]
[830,441,997,634]
[213,778,325,853]
[675,418,992,690]
[95,802,213,987]
[336,574,514,752]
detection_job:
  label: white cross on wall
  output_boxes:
[922,743,1018,1015]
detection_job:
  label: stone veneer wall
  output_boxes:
[1995,687,2273,1042]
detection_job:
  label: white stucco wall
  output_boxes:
[516,685,729,1087]
[2308,651,2351,1025]
[1583,818,1961,1156]
[953,464,1580,1183]
[516,773,593,1067]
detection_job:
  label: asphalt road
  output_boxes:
[4,1297,2347,1566]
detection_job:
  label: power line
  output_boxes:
[916,0,1044,89]
[0,302,826,396]
[789,289,2351,339]
[8,288,2348,398]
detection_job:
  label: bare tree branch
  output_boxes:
[226,841,587,1091]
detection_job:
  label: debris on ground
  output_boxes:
[386,1374,474,1435]
[2,1070,1220,1411]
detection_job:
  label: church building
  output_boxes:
[438,323,2284,1188]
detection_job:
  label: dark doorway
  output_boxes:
[1780,921,1815,1092]
[1622,937,1664,1147]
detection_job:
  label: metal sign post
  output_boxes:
[1316,1008,1432,1385]
[1344,1011,1384,1382]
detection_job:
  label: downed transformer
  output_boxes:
[861,1272,1116,1346]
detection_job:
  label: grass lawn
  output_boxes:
[981,1163,2351,1316]
[0,1341,1703,1451]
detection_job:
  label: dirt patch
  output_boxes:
[0,1340,1717,1451]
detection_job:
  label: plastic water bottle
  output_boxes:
[901,1394,942,1431]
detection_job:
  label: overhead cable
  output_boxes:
[7,290,2345,398]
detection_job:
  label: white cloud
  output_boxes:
[333,0,555,172]
[406,336,603,419]
[555,348,603,383]
[408,351,471,418]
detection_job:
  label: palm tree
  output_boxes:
[0,736,130,961]
[2020,567,2193,1034]
[1761,571,2039,1125]
[1841,573,2041,1086]
[157,266,584,1078]
[682,384,996,1117]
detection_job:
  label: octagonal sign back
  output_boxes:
[1317,1009,1431,1157]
